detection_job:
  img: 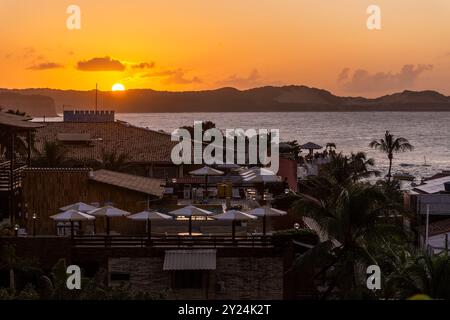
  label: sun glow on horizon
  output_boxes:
[112,83,126,91]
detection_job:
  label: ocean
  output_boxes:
[38,112,450,179]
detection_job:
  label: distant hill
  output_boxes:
[1,86,450,116]
[0,91,57,116]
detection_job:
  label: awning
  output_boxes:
[163,250,217,270]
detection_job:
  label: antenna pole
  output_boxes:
[95,83,98,111]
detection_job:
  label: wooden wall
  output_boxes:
[21,169,149,235]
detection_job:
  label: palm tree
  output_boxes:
[34,141,67,167]
[319,152,379,187]
[369,131,414,181]
[293,182,396,298]
[100,149,128,171]
[385,253,450,299]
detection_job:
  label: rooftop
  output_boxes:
[90,169,165,197]
[33,121,176,164]
[413,175,450,194]
[0,111,44,129]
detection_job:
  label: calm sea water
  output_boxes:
[37,112,450,179]
[116,112,450,179]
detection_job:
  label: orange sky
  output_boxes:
[1,0,450,97]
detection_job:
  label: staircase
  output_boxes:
[0,161,26,192]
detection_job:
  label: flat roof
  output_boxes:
[413,176,450,194]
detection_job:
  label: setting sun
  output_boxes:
[112,83,125,91]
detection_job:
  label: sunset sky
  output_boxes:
[1,0,450,97]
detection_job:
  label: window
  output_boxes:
[152,167,178,179]
[172,271,205,289]
[110,272,130,281]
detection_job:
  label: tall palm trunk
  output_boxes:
[387,153,393,182]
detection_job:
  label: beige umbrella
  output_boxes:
[60,202,97,213]
[213,210,256,240]
[246,206,287,235]
[88,206,130,235]
[189,166,224,199]
[128,211,172,238]
[169,205,213,235]
[50,209,95,238]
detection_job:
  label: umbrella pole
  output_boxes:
[70,221,74,240]
[263,215,266,236]
[205,175,208,199]
[189,216,192,236]
[232,220,236,241]
[106,217,110,235]
[147,219,152,240]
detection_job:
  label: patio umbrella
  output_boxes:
[50,209,95,238]
[60,202,97,213]
[241,167,280,202]
[189,166,224,199]
[169,205,213,235]
[217,163,241,170]
[300,142,322,156]
[128,211,172,239]
[212,210,256,240]
[87,205,130,235]
[246,206,287,235]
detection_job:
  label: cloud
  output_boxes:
[131,62,155,69]
[216,69,261,88]
[144,69,202,85]
[27,62,64,70]
[337,67,350,82]
[77,56,126,71]
[340,64,433,93]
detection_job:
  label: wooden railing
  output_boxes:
[71,235,276,248]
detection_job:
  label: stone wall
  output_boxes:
[108,255,284,300]
[215,257,284,300]
[109,257,170,296]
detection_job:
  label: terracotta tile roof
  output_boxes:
[33,121,176,164]
[417,218,450,237]
[90,169,165,196]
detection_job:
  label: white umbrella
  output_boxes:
[170,205,213,235]
[246,206,287,235]
[50,209,95,238]
[189,166,224,199]
[217,163,241,170]
[60,202,97,213]
[128,211,172,238]
[213,210,257,239]
[241,168,280,183]
[88,206,130,235]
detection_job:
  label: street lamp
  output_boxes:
[14,224,19,237]
[32,213,37,237]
